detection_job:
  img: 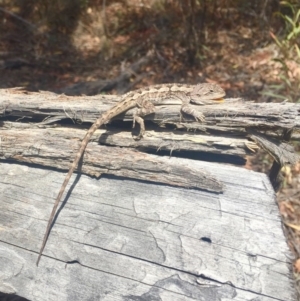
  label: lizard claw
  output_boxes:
[194,113,205,123]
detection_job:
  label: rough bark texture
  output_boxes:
[0,122,224,192]
[1,88,299,167]
[0,88,299,131]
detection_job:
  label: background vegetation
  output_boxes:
[0,0,299,101]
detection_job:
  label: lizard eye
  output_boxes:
[209,89,214,93]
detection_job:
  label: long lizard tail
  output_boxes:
[36,121,101,265]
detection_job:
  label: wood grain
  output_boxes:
[0,161,296,301]
[0,122,223,192]
[0,88,298,300]
[0,89,299,131]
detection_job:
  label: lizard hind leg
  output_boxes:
[133,100,156,139]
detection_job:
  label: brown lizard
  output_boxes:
[36,83,225,265]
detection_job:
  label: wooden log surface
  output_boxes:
[0,161,296,301]
[0,88,299,132]
[0,88,298,300]
[1,88,299,169]
[0,122,224,193]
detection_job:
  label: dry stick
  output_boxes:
[0,7,37,31]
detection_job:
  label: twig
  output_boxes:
[0,7,37,31]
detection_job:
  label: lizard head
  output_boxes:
[190,83,225,104]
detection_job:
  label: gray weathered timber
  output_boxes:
[1,89,299,170]
[0,122,223,193]
[0,161,296,301]
[0,89,300,131]
[0,120,255,164]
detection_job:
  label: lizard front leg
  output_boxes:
[171,93,206,123]
[133,100,156,139]
[181,102,206,123]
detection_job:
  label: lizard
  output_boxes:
[36,83,225,265]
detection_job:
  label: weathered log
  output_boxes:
[0,88,298,300]
[0,162,296,301]
[0,89,299,132]
[0,122,223,192]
